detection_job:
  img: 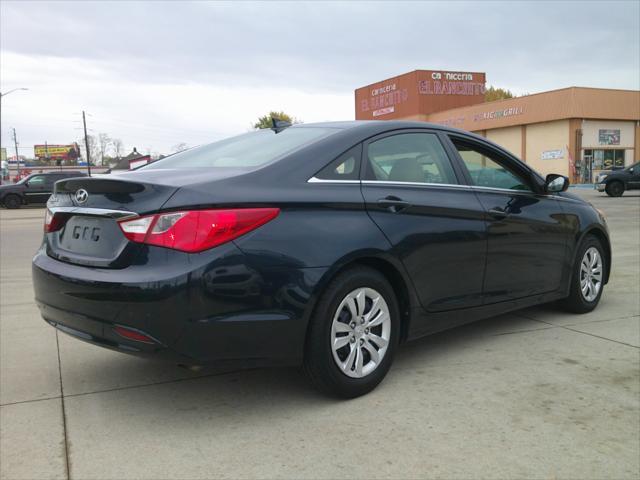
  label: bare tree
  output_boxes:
[111,138,124,160]
[97,133,111,166]
[172,142,189,153]
[79,134,99,165]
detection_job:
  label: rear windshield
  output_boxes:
[143,127,335,170]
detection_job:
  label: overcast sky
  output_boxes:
[1,0,639,157]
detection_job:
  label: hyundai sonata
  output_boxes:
[33,121,610,398]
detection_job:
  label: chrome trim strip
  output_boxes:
[307,177,360,184]
[308,178,575,202]
[361,180,472,190]
[47,206,139,220]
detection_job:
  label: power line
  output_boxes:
[2,109,221,138]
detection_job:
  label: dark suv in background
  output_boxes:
[596,162,640,197]
[0,171,87,208]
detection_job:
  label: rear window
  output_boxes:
[143,127,335,170]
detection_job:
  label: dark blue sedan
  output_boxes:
[33,121,611,397]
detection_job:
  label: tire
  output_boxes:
[605,181,624,197]
[3,194,21,209]
[303,266,400,398]
[559,235,606,313]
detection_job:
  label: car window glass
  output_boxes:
[143,127,336,170]
[366,133,457,184]
[27,176,45,186]
[315,145,361,180]
[450,138,531,191]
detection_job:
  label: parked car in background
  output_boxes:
[0,171,88,208]
[594,166,625,185]
[33,121,611,398]
[596,162,640,196]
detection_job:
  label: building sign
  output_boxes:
[418,71,485,96]
[434,116,467,127]
[541,149,564,160]
[34,144,80,161]
[355,69,486,121]
[373,106,395,117]
[360,83,409,116]
[598,129,620,145]
[473,106,524,122]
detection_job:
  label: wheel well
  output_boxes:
[341,257,413,343]
[2,193,22,205]
[585,228,612,283]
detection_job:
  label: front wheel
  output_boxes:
[3,194,21,209]
[605,181,624,197]
[303,266,400,398]
[559,235,606,313]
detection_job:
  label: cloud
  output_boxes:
[1,0,638,154]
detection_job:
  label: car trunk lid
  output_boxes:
[46,175,179,268]
[45,168,255,268]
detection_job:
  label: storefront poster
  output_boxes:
[598,129,620,145]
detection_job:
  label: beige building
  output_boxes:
[356,71,640,183]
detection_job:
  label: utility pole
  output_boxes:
[82,111,91,177]
[1,89,29,184]
[12,128,20,179]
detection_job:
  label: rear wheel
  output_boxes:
[3,194,21,209]
[303,266,400,398]
[559,235,606,313]
[605,181,624,197]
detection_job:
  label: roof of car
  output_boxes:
[293,120,448,130]
[292,120,486,141]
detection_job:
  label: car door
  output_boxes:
[446,134,569,303]
[360,129,487,312]
[23,175,48,204]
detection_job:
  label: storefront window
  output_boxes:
[587,149,625,170]
[593,149,603,169]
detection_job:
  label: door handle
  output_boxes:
[377,196,411,213]
[488,207,508,219]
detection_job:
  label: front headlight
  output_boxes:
[598,174,608,182]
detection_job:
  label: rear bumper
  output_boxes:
[32,245,327,366]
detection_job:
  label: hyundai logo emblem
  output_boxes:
[75,189,89,204]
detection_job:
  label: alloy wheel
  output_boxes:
[580,246,603,302]
[330,287,391,378]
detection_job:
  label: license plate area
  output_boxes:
[57,215,126,259]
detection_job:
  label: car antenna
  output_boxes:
[271,117,291,133]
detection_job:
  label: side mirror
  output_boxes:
[545,173,569,193]
[630,167,634,173]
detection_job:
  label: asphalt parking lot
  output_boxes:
[0,189,638,480]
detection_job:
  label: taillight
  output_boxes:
[44,209,68,233]
[117,208,279,253]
